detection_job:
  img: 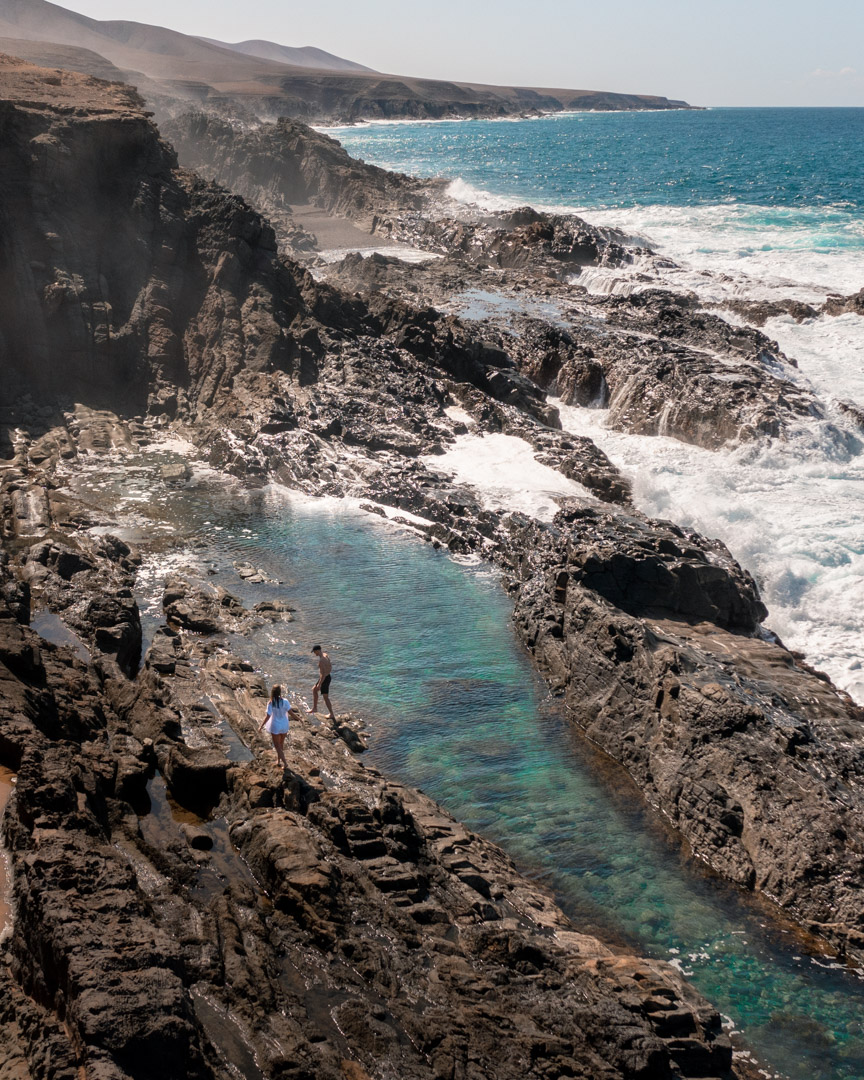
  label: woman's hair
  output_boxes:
[270,684,282,706]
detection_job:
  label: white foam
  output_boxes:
[575,203,864,302]
[421,431,593,522]
[442,183,864,305]
[443,405,476,425]
[362,501,434,528]
[553,398,864,703]
[140,433,197,455]
[317,245,442,264]
[263,484,435,536]
[764,313,864,407]
[446,177,524,213]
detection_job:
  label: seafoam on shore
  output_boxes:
[553,399,864,703]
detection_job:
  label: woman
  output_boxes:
[259,684,295,768]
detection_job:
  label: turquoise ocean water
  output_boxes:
[330,109,864,705]
[333,108,863,208]
[333,108,864,282]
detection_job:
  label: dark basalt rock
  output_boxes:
[0,473,739,1080]
[507,509,864,951]
[162,743,230,810]
[533,505,768,631]
[822,287,864,316]
[0,59,860,1077]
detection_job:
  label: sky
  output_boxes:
[63,0,864,107]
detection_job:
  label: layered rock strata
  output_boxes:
[507,509,864,958]
[0,438,742,1080]
[1,55,863,1028]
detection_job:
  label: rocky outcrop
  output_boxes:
[160,113,431,241]
[0,57,369,417]
[150,113,827,452]
[508,507,864,958]
[326,253,827,452]
[1,59,862,1068]
[0,456,741,1080]
[720,286,864,327]
[509,291,824,448]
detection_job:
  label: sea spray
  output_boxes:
[553,398,864,702]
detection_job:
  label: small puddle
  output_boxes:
[141,771,206,830]
[452,287,569,327]
[30,611,91,662]
[0,766,16,936]
[139,772,260,902]
[199,696,254,764]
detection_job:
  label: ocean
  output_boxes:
[333,108,864,702]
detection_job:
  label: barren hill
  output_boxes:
[0,0,693,121]
[200,36,376,73]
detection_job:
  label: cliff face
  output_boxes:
[160,113,430,239]
[0,57,339,420]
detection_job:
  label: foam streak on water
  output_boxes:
[421,431,593,521]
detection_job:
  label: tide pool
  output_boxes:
[128,478,864,1080]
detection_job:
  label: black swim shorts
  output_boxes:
[320,674,332,694]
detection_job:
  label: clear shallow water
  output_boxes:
[333,109,864,704]
[115,474,864,1080]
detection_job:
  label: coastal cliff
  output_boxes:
[0,56,743,1080]
[0,54,862,1079]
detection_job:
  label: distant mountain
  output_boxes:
[0,0,694,121]
[200,37,375,74]
[0,0,303,80]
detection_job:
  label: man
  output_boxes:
[310,645,335,719]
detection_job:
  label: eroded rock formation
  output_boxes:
[0,56,861,1080]
[0,423,741,1080]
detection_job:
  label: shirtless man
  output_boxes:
[310,645,335,719]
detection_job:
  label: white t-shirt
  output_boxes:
[265,698,291,734]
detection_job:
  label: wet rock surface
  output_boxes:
[0,446,742,1080]
[508,510,864,958]
[0,58,860,1080]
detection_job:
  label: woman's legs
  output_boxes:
[271,732,288,766]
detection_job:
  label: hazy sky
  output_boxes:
[65,0,864,107]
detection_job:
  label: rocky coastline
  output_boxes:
[1,54,863,1078]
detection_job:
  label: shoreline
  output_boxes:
[0,419,746,1080]
[2,59,864,1078]
[316,103,702,132]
